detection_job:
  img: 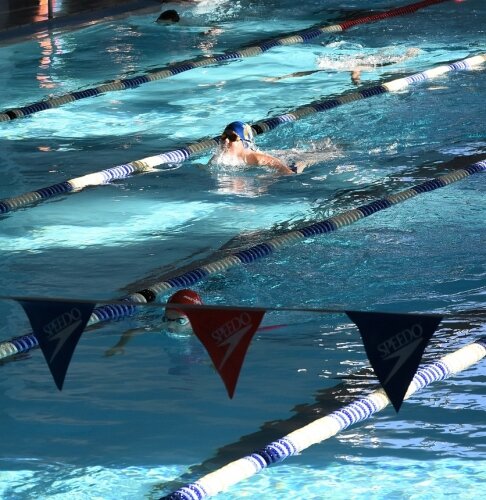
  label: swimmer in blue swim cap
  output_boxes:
[222,121,255,149]
[214,121,308,175]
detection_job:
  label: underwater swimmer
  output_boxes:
[104,289,203,356]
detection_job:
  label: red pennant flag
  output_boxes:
[185,307,265,398]
[346,311,442,412]
[18,299,95,390]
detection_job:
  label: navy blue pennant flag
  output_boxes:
[345,311,442,412]
[18,299,95,390]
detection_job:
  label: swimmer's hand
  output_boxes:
[287,160,308,174]
[262,76,282,82]
[104,346,125,357]
[292,160,308,174]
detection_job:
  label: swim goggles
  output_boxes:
[220,131,240,142]
[162,315,190,326]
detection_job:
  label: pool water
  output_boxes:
[0,0,485,498]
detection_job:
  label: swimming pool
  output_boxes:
[0,0,485,498]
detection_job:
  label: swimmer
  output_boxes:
[162,288,203,335]
[104,289,203,356]
[210,121,308,175]
[155,5,225,44]
[264,47,420,86]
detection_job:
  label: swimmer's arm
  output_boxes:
[249,151,295,175]
[208,153,219,165]
[264,70,321,82]
[252,152,310,174]
[201,26,224,37]
[104,327,146,357]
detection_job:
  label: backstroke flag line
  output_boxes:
[18,299,95,390]
[345,311,443,412]
[11,295,445,404]
[185,307,265,398]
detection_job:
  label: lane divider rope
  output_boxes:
[161,336,486,499]
[0,53,484,216]
[0,159,484,361]
[0,0,450,122]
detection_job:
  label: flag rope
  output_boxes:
[0,53,484,216]
[161,336,486,499]
[0,159,484,361]
[0,0,450,123]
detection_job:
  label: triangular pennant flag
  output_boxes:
[18,299,95,390]
[185,307,265,398]
[345,311,442,412]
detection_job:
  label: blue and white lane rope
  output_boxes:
[162,337,486,499]
[0,54,484,216]
[0,159,484,361]
[0,0,450,123]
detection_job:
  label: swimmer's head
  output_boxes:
[163,289,202,334]
[156,9,180,23]
[221,121,255,149]
[351,69,361,86]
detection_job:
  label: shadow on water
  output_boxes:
[153,312,485,498]
[123,150,486,299]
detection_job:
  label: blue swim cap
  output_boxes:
[224,121,254,148]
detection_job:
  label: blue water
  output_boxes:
[0,0,485,498]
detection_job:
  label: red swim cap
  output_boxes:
[167,289,203,313]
